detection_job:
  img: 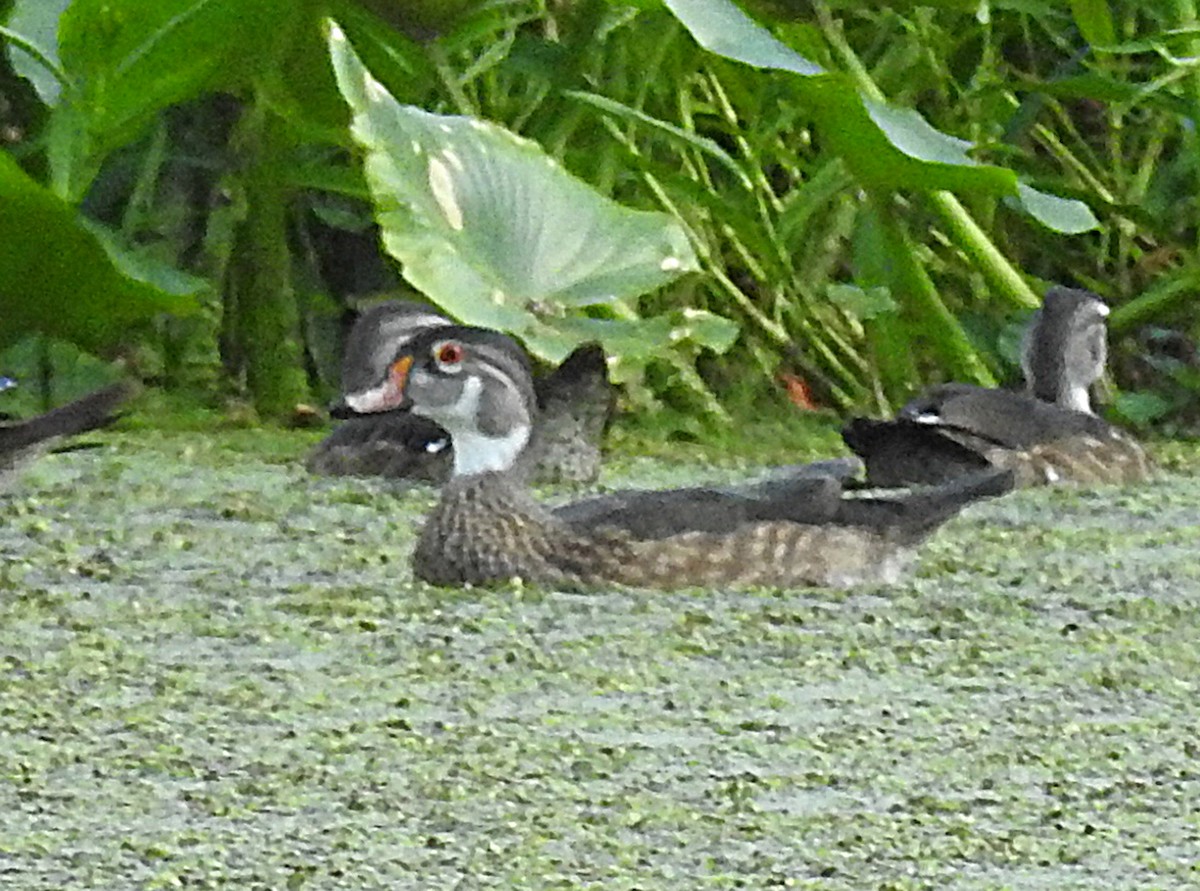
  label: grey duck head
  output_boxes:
[1021,286,1109,413]
[336,300,452,407]
[345,325,537,477]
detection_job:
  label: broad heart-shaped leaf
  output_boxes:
[0,152,200,350]
[328,20,705,359]
[663,0,1098,233]
[662,0,824,75]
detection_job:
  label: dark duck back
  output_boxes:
[843,287,1152,488]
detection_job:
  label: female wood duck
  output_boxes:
[843,287,1153,488]
[343,326,1012,590]
[1,379,132,488]
[307,300,612,484]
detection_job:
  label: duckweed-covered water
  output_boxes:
[1,432,1198,889]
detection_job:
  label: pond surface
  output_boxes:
[1,432,1198,889]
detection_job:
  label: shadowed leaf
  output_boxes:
[0,153,201,350]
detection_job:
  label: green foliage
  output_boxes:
[1,0,1198,426]
[330,23,738,379]
[0,335,123,410]
[666,0,1096,228]
[1069,0,1116,47]
[0,150,199,350]
[33,0,285,200]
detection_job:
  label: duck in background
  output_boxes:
[842,287,1153,488]
[341,325,1012,590]
[306,300,613,485]
[1,377,134,489]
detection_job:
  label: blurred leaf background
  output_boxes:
[1,0,1197,436]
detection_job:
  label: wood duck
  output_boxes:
[843,287,1153,488]
[343,326,1013,591]
[307,300,612,484]
[1,380,133,488]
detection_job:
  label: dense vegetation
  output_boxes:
[1,0,1197,433]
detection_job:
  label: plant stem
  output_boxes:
[227,93,309,418]
[928,193,1039,309]
[1170,0,1200,248]
[867,194,997,389]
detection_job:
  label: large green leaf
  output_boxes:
[662,0,1098,233]
[665,0,824,75]
[49,0,285,199]
[0,152,201,350]
[328,20,714,362]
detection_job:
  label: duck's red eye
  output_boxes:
[436,342,464,365]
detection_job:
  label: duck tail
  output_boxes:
[836,467,1014,543]
[536,342,612,410]
[840,416,890,455]
[1,382,134,454]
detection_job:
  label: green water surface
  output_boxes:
[1,433,1198,889]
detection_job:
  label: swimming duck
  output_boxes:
[843,287,1152,488]
[307,300,612,484]
[1,379,133,488]
[344,325,1012,590]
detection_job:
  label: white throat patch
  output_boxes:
[345,380,402,413]
[417,375,531,476]
[451,425,531,476]
[1062,383,1093,415]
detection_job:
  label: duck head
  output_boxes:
[330,300,452,418]
[345,326,537,477]
[1021,286,1109,414]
